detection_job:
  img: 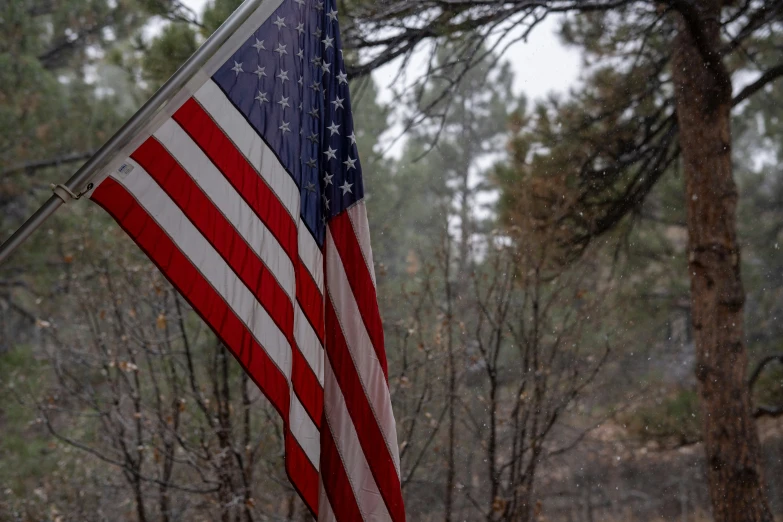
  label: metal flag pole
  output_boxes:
[0,0,265,264]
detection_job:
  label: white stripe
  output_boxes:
[112,162,292,379]
[299,223,324,291]
[294,303,324,385]
[194,80,301,219]
[289,395,320,467]
[153,119,296,302]
[348,203,376,287]
[317,478,338,522]
[323,357,392,522]
[325,228,401,477]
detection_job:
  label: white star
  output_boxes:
[252,38,266,52]
[255,90,269,104]
[298,75,303,86]
[273,16,286,30]
[277,69,289,82]
[295,22,305,35]
[323,172,334,185]
[278,96,290,109]
[321,61,331,75]
[327,121,340,135]
[296,48,304,60]
[348,131,357,145]
[314,1,324,10]
[308,107,319,119]
[322,36,334,49]
[331,97,344,110]
[306,158,317,169]
[340,180,353,195]
[254,65,267,79]
[336,70,348,84]
[311,56,322,66]
[324,146,337,161]
[323,194,330,210]
[274,43,287,56]
[305,181,316,192]
[312,27,322,38]
[294,0,305,6]
[310,81,321,92]
[279,121,291,133]
[327,8,338,22]
[307,133,319,144]
[343,156,356,170]
[231,61,243,75]
[298,102,303,111]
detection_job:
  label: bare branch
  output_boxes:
[1,151,95,177]
[732,63,783,107]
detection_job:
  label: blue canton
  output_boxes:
[212,0,363,247]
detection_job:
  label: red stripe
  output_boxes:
[285,430,320,513]
[297,259,325,343]
[319,422,364,522]
[130,137,324,426]
[91,177,291,414]
[174,97,326,371]
[172,97,298,263]
[292,349,323,429]
[325,298,405,522]
[92,177,319,516]
[329,213,388,379]
[131,138,293,350]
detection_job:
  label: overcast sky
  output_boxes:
[371,17,582,104]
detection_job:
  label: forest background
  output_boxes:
[1,0,782,521]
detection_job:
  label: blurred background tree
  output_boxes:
[345,1,783,519]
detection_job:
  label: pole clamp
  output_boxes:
[50,182,93,204]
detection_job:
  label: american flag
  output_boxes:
[87,0,405,519]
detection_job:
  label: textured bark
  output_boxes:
[671,1,772,521]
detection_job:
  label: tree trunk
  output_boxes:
[671,1,772,521]
[444,239,457,522]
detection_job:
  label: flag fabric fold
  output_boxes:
[87,0,404,519]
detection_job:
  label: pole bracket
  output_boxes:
[50,182,93,203]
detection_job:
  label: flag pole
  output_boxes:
[0,0,266,265]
